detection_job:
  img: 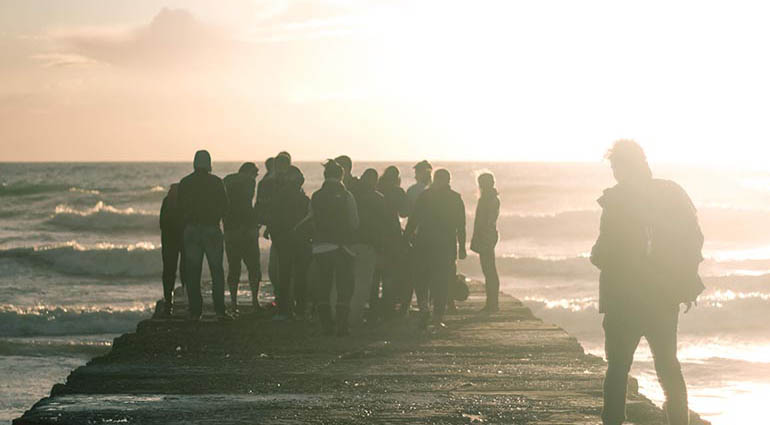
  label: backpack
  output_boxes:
[646,179,705,303]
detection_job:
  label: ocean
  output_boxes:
[1,161,768,424]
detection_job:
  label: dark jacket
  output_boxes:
[405,185,466,261]
[256,173,278,227]
[378,183,408,255]
[471,189,500,254]
[271,184,310,243]
[178,170,228,228]
[353,186,386,251]
[311,180,358,246]
[160,188,184,236]
[590,179,704,315]
[223,172,256,232]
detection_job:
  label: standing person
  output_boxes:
[373,166,409,318]
[159,183,185,316]
[310,160,359,336]
[223,162,261,313]
[178,150,231,321]
[591,140,704,425]
[470,172,501,313]
[258,153,291,305]
[404,168,466,329]
[270,165,312,321]
[403,160,433,313]
[350,168,385,324]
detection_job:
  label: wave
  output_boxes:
[496,210,600,240]
[0,304,151,337]
[0,242,162,278]
[0,338,112,357]
[47,201,158,232]
[0,182,71,197]
[460,255,597,280]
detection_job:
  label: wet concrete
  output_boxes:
[14,286,710,424]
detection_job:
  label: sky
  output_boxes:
[1,0,770,164]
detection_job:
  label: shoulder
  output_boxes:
[596,184,620,208]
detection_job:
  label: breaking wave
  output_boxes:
[0,304,151,337]
[47,202,157,232]
[0,242,161,278]
[0,182,71,197]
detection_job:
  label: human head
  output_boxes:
[277,151,292,164]
[323,159,344,181]
[413,160,432,184]
[286,165,305,188]
[605,139,652,184]
[360,168,379,190]
[239,162,259,179]
[193,150,212,172]
[265,157,274,173]
[433,168,451,188]
[334,155,353,176]
[274,153,291,174]
[381,165,400,187]
[477,172,495,191]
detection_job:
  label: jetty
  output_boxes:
[14,284,709,424]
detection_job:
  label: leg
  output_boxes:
[350,244,375,324]
[242,230,262,309]
[274,239,295,316]
[224,231,243,308]
[334,249,356,336]
[602,313,643,425]
[430,257,453,324]
[161,232,179,308]
[315,252,336,335]
[183,226,205,318]
[480,250,500,310]
[203,226,227,316]
[646,309,689,425]
[292,242,311,318]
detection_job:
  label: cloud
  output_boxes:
[30,53,99,68]
[55,8,237,69]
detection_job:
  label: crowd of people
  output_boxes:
[156,140,707,425]
[159,150,501,335]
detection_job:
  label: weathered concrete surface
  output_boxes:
[14,288,709,424]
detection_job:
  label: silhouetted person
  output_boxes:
[471,172,501,313]
[404,168,466,329]
[591,140,704,425]
[160,183,186,316]
[223,162,261,312]
[258,153,291,302]
[403,160,433,313]
[178,150,231,321]
[270,165,312,320]
[371,166,409,318]
[310,160,359,336]
[334,155,358,194]
[350,168,385,324]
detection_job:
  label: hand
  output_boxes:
[458,248,467,260]
[683,300,697,314]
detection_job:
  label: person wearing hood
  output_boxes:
[178,150,231,321]
[223,162,261,313]
[470,172,501,313]
[404,168,466,329]
[270,165,312,320]
[159,183,185,316]
[591,140,704,425]
[309,160,359,336]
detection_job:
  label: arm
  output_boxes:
[397,189,409,218]
[346,191,359,231]
[404,194,423,241]
[216,180,229,224]
[456,195,467,259]
[160,197,168,230]
[590,209,609,269]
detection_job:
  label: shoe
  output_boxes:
[216,312,235,322]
